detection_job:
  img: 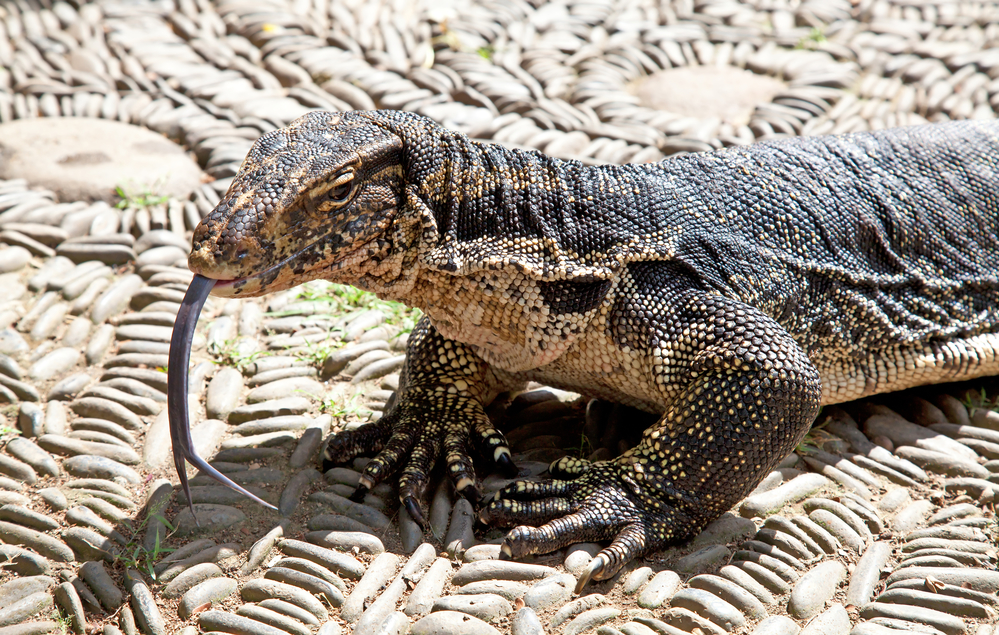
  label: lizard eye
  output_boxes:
[327,171,355,204]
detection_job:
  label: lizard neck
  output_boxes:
[406,133,676,285]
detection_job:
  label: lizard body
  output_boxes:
[180,110,999,584]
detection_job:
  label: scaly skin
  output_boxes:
[188,110,999,583]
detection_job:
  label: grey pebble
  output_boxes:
[463,543,500,562]
[259,599,321,627]
[54,582,86,635]
[0,504,59,531]
[0,372,40,402]
[638,570,681,609]
[279,468,320,517]
[0,591,53,628]
[63,455,140,483]
[406,558,453,617]
[178,577,238,620]
[162,562,224,599]
[692,513,759,546]
[306,490,392,530]
[38,487,68,511]
[79,561,123,611]
[271,558,348,594]
[343,552,400,623]
[740,473,829,518]
[308,529,385,555]
[524,572,576,611]
[248,376,325,402]
[49,373,92,401]
[688,574,768,620]
[5,437,59,477]
[553,594,606,629]
[264,567,345,607]
[809,509,865,552]
[846,542,893,607]
[241,579,329,622]
[173,504,246,536]
[39,434,140,464]
[0,576,55,609]
[85,324,116,365]
[858,603,965,635]
[322,340,389,377]
[0,453,36,484]
[241,523,285,576]
[676,545,731,573]
[801,604,851,635]
[788,560,846,619]
[205,367,243,419]
[411,611,500,635]
[671,587,745,631]
[228,397,312,424]
[353,543,436,635]
[565,608,621,635]
[512,608,543,635]
[0,520,74,562]
[90,275,143,324]
[452,560,557,586]
[444,498,476,557]
[753,616,800,635]
[458,580,530,601]
[877,588,990,619]
[198,610,288,635]
[125,571,165,635]
[624,567,654,594]
[433,593,512,621]
[62,526,120,562]
[235,605,310,635]
[279,538,366,579]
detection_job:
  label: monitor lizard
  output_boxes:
[169,110,999,587]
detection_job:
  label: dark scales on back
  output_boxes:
[175,110,999,586]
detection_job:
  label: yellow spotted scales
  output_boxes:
[187,110,999,585]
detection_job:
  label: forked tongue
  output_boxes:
[168,274,279,519]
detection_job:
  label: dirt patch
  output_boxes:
[632,66,786,125]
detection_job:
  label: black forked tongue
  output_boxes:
[169,274,279,519]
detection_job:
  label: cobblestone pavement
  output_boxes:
[0,1,997,635]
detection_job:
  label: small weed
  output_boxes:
[296,336,342,367]
[962,387,999,412]
[320,393,365,419]
[50,609,72,635]
[0,423,20,443]
[566,432,595,459]
[115,182,169,211]
[291,282,422,335]
[209,337,271,372]
[112,497,176,580]
[795,26,827,50]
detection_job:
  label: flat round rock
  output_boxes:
[0,117,203,203]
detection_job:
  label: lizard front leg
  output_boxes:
[322,316,517,524]
[482,292,822,586]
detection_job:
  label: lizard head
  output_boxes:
[189,110,407,297]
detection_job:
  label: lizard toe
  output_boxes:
[321,418,392,470]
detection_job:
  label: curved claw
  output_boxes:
[349,483,369,503]
[458,482,483,506]
[404,495,427,530]
[495,452,518,477]
[574,554,610,593]
[169,274,278,517]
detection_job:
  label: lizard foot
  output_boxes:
[323,389,515,527]
[480,460,694,590]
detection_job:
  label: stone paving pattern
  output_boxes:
[0,1,997,635]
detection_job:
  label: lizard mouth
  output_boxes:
[197,233,385,298]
